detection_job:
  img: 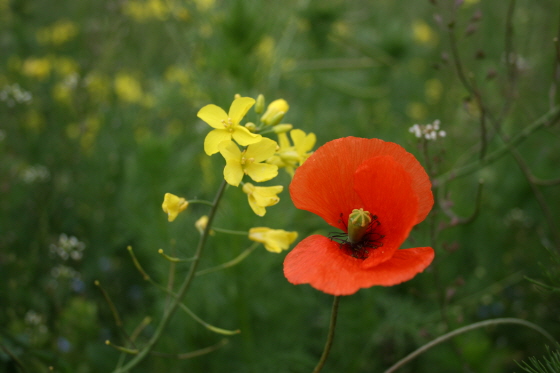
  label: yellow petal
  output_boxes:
[248,227,268,242]
[218,140,241,161]
[252,185,283,206]
[247,196,266,216]
[277,132,291,150]
[204,129,232,155]
[197,104,228,129]
[224,160,244,186]
[266,155,286,168]
[242,183,283,216]
[248,227,298,253]
[290,129,316,164]
[242,182,255,194]
[291,129,315,152]
[245,162,278,182]
[162,193,189,222]
[232,126,262,146]
[245,137,278,162]
[228,96,255,123]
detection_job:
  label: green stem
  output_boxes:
[312,296,341,373]
[212,227,249,236]
[188,199,214,206]
[196,242,259,276]
[113,179,228,372]
[383,318,558,373]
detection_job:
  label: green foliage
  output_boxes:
[1,0,559,371]
[517,348,560,373]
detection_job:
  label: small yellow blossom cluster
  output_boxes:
[160,94,307,254]
[36,20,79,46]
[197,94,315,216]
[123,0,190,22]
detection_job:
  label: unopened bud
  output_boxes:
[245,122,257,132]
[266,111,285,127]
[195,215,209,234]
[255,94,265,114]
[272,124,293,134]
[261,99,289,125]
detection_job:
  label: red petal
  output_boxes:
[289,139,363,230]
[361,246,435,286]
[290,137,433,229]
[353,155,418,269]
[283,235,434,295]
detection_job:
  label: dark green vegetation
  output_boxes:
[1,0,559,372]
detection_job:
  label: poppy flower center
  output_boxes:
[329,208,385,260]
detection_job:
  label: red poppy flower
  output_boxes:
[283,137,434,295]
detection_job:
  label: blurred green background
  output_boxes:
[1,0,559,372]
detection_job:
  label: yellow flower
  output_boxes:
[36,20,78,46]
[261,98,289,126]
[114,72,144,103]
[291,129,316,163]
[412,20,436,45]
[22,57,52,80]
[218,138,278,186]
[268,129,316,176]
[198,97,262,155]
[242,183,283,217]
[195,215,208,234]
[162,193,188,222]
[248,227,298,253]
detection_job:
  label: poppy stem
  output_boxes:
[313,295,341,373]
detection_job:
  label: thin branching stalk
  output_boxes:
[149,339,229,360]
[498,0,518,123]
[196,242,259,276]
[447,17,488,159]
[113,179,228,372]
[383,318,558,373]
[433,106,560,186]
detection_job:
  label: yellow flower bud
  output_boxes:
[195,215,209,234]
[255,94,265,114]
[245,122,257,132]
[261,99,289,126]
[272,124,293,134]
